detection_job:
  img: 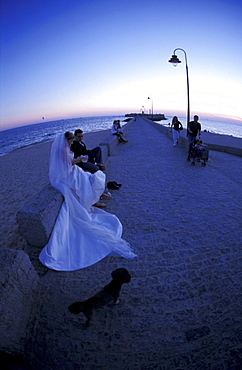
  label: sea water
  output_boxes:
[0,114,241,157]
[0,115,124,157]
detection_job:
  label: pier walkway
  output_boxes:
[25,117,242,369]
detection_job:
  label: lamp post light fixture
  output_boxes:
[169,48,190,131]
[147,97,153,118]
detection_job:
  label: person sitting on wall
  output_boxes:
[111,120,128,143]
[71,129,105,173]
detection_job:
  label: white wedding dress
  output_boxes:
[39,133,137,271]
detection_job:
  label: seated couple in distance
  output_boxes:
[111,120,128,143]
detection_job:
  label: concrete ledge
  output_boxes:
[204,143,242,157]
[99,121,131,156]
[100,144,108,163]
[145,119,208,160]
[146,119,242,157]
[0,249,39,355]
[99,135,119,156]
[17,184,63,247]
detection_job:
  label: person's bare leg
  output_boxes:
[93,202,108,207]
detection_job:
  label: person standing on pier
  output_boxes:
[171,116,183,146]
[187,115,201,144]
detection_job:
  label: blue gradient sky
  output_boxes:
[1,0,242,129]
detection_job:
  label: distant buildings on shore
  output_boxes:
[125,113,167,121]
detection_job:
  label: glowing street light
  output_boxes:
[169,48,190,130]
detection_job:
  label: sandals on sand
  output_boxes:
[107,181,122,190]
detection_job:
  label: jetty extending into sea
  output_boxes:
[125,112,167,121]
[0,117,241,369]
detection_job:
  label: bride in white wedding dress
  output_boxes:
[39,132,137,271]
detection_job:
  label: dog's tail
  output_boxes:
[68,301,84,314]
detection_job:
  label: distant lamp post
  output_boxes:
[147,97,153,118]
[169,48,190,131]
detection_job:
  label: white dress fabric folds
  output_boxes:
[39,133,137,271]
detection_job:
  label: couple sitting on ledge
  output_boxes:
[39,130,136,272]
[70,129,108,207]
[111,120,128,143]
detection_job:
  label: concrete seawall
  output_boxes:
[147,119,242,157]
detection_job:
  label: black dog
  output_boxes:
[68,268,131,327]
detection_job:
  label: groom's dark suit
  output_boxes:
[71,140,88,157]
[71,140,102,174]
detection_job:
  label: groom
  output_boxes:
[71,129,106,173]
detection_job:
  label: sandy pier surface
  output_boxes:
[0,126,241,251]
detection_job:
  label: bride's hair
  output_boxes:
[49,133,73,186]
[65,132,74,141]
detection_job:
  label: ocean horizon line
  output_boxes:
[1,112,241,133]
[0,115,125,157]
[0,114,242,158]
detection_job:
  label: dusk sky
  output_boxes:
[1,0,242,130]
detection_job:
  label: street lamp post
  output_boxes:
[147,97,153,119]
[169,48,190,131]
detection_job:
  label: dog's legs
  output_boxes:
[84,309,96,327]
[112,296,120,304]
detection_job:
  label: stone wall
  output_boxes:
[17,184,63,247]
[0,249,39,355]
